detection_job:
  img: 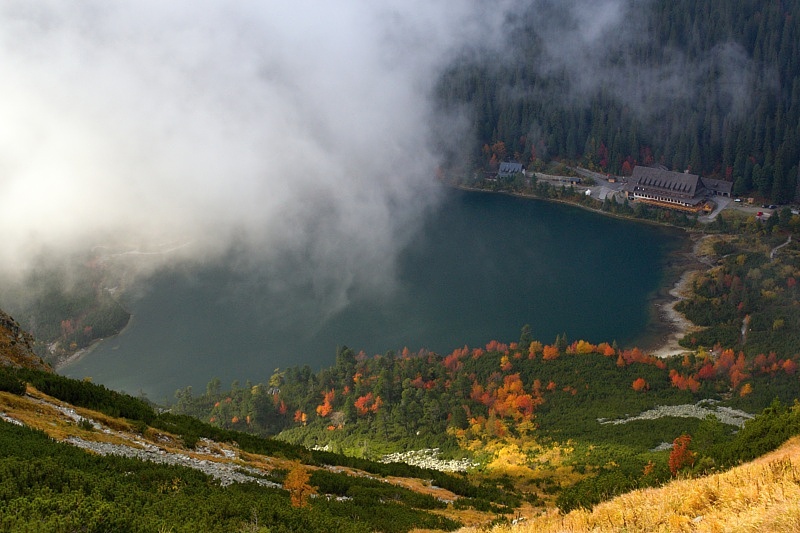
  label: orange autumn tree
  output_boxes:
[542,344,559,360]
[284,462,316,508]
[315,389,335,418]
[669,369,701,393]
[598,342,616,357]
[490,373,541,421]
[443,345,469,371]
[485,339,509,353]
[631,377,649,392]
[470,382,493,406]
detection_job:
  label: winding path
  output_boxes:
[770,234,792,260]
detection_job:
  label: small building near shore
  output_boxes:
[497,161,524,179]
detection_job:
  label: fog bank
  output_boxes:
[0,1,512,309]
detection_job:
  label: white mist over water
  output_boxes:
[0,1,513,313]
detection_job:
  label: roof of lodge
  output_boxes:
[701,177,733,195]
[626,167,701,197]
[498,161,523,177]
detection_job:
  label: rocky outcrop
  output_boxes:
[597,399,753,428]
[65,436,281,488]
[0,309,51,371]
[379,448,479,473]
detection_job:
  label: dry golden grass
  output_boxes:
[477,436,800,533]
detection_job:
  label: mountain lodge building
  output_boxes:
[623,167,732,212]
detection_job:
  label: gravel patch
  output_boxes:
[598,399,753,428]
[379,448,479,472]
[65,435,281,488]
[0,412,23,426]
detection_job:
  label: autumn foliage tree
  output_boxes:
[668,434,696,476]
[284,462,316,508]
[354,392,382,416]
[315,389,335,418]
[542,344,559,360]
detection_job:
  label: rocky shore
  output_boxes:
[648,268,703,358]
[644,234,715,359]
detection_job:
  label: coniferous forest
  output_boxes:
[435,0,800,203]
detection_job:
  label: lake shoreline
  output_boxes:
[53,313,135,372]
[639,235,710,358]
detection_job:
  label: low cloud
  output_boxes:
[0,1,512,310]
[499,0,761,125]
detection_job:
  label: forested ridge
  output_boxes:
[436,0,800,203]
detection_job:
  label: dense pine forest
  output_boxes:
[436,0,800,203]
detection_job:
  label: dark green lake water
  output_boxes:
[62,188,685,401]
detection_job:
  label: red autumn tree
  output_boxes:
[486,340,509,353]
[697,363,716,380]
[354,392,382,416]
[631,377,649,392]
[669,434,696,476]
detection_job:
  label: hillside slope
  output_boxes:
[484,436,800,533]
[0,309,50,371]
